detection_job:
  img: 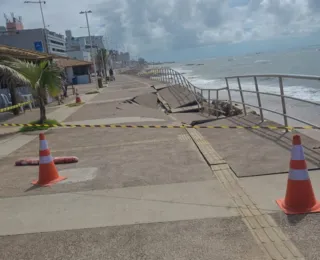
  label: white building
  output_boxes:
[65,30,105,58]
[46,30,67,56]
[0,28,67,57]
[67,50,91,61]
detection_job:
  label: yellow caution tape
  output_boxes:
[0,123,318,130]
[0,101,32,113]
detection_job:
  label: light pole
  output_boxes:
[24,0,49,54]
[79,10,97,80]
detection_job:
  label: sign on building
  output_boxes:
[34,41,44,52]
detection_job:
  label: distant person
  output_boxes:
[109,68,115,81]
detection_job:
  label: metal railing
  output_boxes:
[138,67,320,128]
[225,74,320,128]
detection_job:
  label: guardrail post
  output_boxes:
[237,77,247,115]
[174,71,177,85]
[208,90,211,115]
[225,78,233,107]
[200,89,204,109]
[254,76,264,121]
[278,76,288,129]
[165,68,169,82]
[216,90,219,119]
[183,77,191,91]
[178,74,183,86]
[161,68,164,82]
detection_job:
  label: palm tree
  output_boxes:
[96,48,108,75]
[0,56,30,115]
[2,57,62,123]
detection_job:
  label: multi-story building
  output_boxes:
[67,50,91,61]
[65,30,105,54]
[0,29,66,57]
[0,14,66,57]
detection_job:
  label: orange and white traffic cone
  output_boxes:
[75,89,82,103]
[32,133,67,186]
[276,135,320,214]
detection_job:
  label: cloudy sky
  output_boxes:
[1,0,320,61]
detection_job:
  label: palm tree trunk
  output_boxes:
[38,88,47,124]
[39,99,46,124]
[9,86,20,115]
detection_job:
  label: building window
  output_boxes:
[52,48,65,53]
[50,40,64,46]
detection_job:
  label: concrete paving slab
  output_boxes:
[271,212,320,260]
[0,217,268,260]
[170,111,214,124]
[198,114,320,177]
[63,117,165,125]
[0,128,214,197]
[64,101,171,122]
[0,126,19,137]
[58,167,98,184]
[0,93,100,159]
[122,74,160,87]
[238,170,320,214]
[158,85,198,109]
[133,92,159,109]
[86,97,134,104]
[92,87,155,102]
[171,105,201,113]
[152,83,168,90]
[0,107,59,124]
[0,134,37,159]
[0,181,238,236]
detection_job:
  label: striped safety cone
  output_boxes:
[32,133,67,186]
[276,135,320,215]
[75,89,82,103]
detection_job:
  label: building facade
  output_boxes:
[66,30,105,51]
[65,29,105,58]
[0,28,67,57]
[67,50,91,61]
[46,30,67,56]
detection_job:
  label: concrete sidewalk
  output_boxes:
[0,75,311,260]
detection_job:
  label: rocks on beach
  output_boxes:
[209,100,243,117]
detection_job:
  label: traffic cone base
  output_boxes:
[32,175,67,187]
[276,180,320,215]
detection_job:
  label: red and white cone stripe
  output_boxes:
[288,143,309,181]
[39,138,54,165]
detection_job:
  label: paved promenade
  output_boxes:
[0,75,319,259]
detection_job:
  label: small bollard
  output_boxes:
[98,77,103,88]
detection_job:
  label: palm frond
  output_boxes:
[0,64,30,86]
[40,61,62,97]
[4,59,43,89]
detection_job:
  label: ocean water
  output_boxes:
[166,48,320,129]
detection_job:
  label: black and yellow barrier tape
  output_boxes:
[0,123,318,130]
[0,101,32,113]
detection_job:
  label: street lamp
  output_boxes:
[79,10,97,79]
[24,0,49,54]
[80,26,107,77]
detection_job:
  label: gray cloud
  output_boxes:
[92,0,320,55]
[1,0,320,56]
